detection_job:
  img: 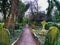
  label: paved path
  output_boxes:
[14,24,37,45]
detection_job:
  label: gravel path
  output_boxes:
[14,24,37,45]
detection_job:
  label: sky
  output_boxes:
[0,0,49,19]
[21,0,49,17]
[0,0,60,19]
[21,0,49,11]
[0,12,3,20]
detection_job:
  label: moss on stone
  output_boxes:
[0,28,10,45]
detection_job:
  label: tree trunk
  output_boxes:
[2,0,7,28]
[5,0,19,34]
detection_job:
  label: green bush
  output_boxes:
[15,23,20,30]
[0,23,4,29]
[23,18,29,24]
[56,23,60,30]
[45,22,57,30]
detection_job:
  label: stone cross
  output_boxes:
[41,20,47,29]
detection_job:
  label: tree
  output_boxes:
[28,0,46,23]
[30,12,46,23]
[54,0,60,22]
[46,0,54,21]
[0,0,2,12]
[1,0,11,28]
[29,0,39,16]
[46,0,60,22]
[52,0,60,22]
[2,0,7,21]
[53,0,60,10]
[4,0,19,34]
[17,1,30,23]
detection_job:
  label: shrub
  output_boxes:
[45,22,57,30]
[0,23,4,29]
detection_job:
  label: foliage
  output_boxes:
[53,0,60,10]
[30,12,46,23]
[47,0,60,22]
[23,18,29,24]
[45,22,57,30]
[0,0,2,11]
[47,0,54,21]
[0,23,4,29]
[17,1,29,23]
[54,10,60,22]
[1,0,10,19]
[45,22,60,32]
[15,23,20,30]
[56,23,60,30]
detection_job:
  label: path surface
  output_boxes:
[14,24,37,45]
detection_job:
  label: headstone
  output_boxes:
[44,26,59,45]
[41,20,47,29]
[0,23,10,45]
[40,20,47,36]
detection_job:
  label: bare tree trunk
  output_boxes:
[5,0,19,34]
[2,0,7,28]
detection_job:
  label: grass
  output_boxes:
[10,29,23,45]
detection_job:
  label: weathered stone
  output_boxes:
[44,26,59,45]
[0,28,10,45]
[40,20,47,36]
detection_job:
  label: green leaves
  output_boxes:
[0,23,4,29]
[23,18,29,24]
[17,1,29,23]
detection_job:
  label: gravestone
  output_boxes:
[40,20,47,36]
[44,26,59,45]
[0,23,10,45]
